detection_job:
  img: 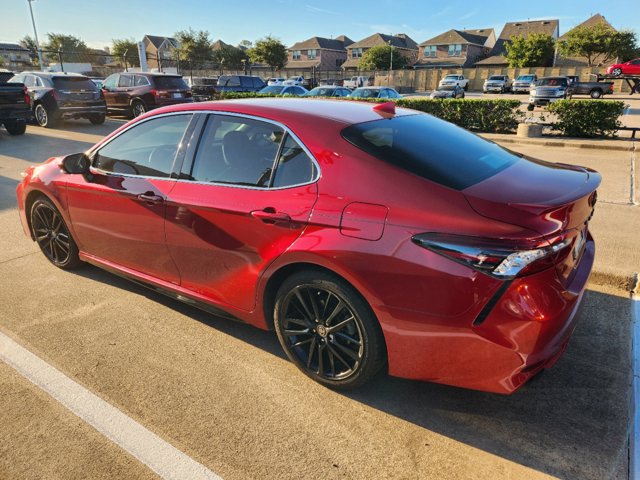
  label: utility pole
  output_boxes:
[27,0,45,70]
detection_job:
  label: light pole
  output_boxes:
[388,40,393,71]
[27,0,45,70]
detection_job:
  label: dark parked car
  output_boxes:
[566,75,614,99]
[9,72,106,128]
[258,85,308,96]
[303,86,352,97]
[185,76,218,102]
[429,85,465,99]
[0,69,30,135]
[101,72,193,118]
[214,75,266,94]
[16,98,600,393]
[349,87,401,99]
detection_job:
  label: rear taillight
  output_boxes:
[412,233,571,280]
[23,86,30,106]
[150,89,158,97]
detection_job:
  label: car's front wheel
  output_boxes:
[30,197,81,269]
[612,68,622,77]
[274,271,386,389]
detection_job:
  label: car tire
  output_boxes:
[34,103,58,128]
[461,92,465,99]
[274,270,387,390]
[89,114,106,125]
[463,84,468,91]
[612,68,622,77]
[3,119,26,135]
[130,99,147,118]
[30,197,81,269]
[527,104,535,111]
[590,89,602,99]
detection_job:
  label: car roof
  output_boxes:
[122,72,181,77]
[151,98,416,125]
[21,71,87,78]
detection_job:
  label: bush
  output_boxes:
[547,100,625,137]
[210,93,523,133]
[396,98,522,133]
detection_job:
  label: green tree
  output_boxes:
[238,40,253,49]
[212,43,248,69]
[43,33,89,62]
[174,28,213,72]
[248,36,287,71]
[359,44,407,70]
[505,33,555,67]
[111,38,140,67]
[558,23,638,65]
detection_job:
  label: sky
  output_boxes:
[0,0,637,50]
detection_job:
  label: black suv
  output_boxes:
[9,72,107,128]
[101,72,193,118]
[214,75,266,93]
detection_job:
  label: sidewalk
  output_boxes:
[486,135,639,292]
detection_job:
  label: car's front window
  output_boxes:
[93,114,193,178]
[350,88,378,98]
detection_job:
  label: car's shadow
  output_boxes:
[70,263,631,480]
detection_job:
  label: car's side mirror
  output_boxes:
[61,152,91,176]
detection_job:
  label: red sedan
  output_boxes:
[16,99,600,393]
[606,58,640,76]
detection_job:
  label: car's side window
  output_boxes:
[190,114,283,187]
[103,74,118,89]
[118,75,133,87]
[134,75,150,86]
[379,89,389,98]
[23,75,35,87]
[93,114,192,178]
[271,134,317,188]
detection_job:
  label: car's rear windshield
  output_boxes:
[153,76,188,89]
[52,77,98,91]
[536,78,567,87]
[341,114,519,190]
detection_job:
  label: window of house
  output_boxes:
[292,50,301,60]
[307,49,317,59]
[424,46,437,58]
[93,114,192,178]
[352,48,363,58]
[448,44,462,56]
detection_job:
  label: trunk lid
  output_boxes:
[463,156,600,286]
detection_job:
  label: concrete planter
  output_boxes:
[517,123,543,138]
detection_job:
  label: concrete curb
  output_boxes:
[630,273,639,480]
[589,271,639,293]
[481,134,634,152]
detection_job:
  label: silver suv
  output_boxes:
[483,75,512,94]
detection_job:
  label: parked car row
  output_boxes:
[257,84,402,99]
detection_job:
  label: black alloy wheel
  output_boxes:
[30,198,81,269]
[274,271,386,389]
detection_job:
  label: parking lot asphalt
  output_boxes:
[0,121,635,479]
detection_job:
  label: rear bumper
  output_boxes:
[57,105,107,118]
[379,235,595,394]
[0,107,30,123]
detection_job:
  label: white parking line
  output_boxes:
[0,331,222,480]
[631,274,640,480]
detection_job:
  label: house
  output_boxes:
[142,35,179,69]
[286,35,353,71]
[342,33,418,70]
[555,14,615,67]
[211,39,247,69]
[474,19,559,67]
[415,28,495,68]
[0,43,32,70]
